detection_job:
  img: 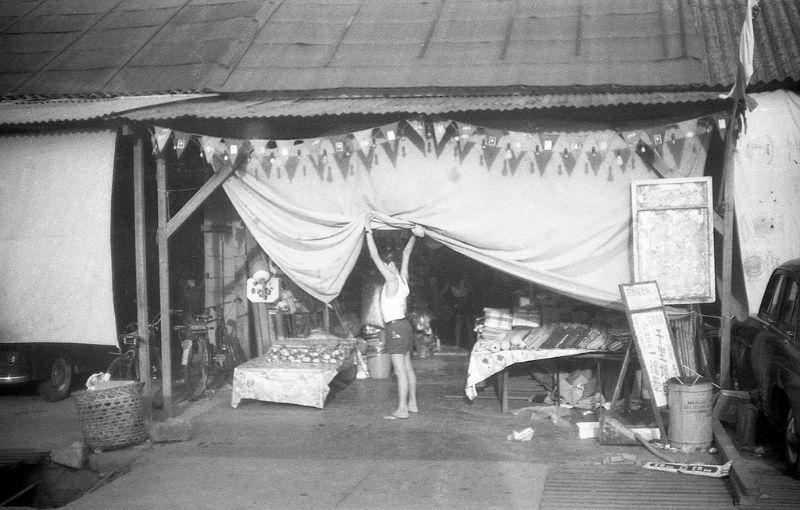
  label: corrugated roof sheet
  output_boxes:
[0,94,214,125]
[118,91,724,121]
[0,0,717,97]
[0,0,795,109]
[693,0,800,87]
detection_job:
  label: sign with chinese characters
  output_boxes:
[620,282,681,408]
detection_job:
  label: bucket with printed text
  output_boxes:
[667,376,715,452]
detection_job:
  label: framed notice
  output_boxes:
[619,282,681,409]
[632,177,715,304]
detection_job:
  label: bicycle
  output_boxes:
[175,315,213,400]
[107,314,165,408]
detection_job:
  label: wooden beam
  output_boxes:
[166,163,235,239]
[719,101,739,390]
[713,211,724,233]
[156,154,174,416]
[133,136,152,420]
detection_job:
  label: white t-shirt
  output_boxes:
[380,274,409,322]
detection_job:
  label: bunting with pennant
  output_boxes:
[156,113,717,306]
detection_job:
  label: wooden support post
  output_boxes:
[156,154,174,417]
[719,100,739,390]
[133,136,151,420]
[166,162,235,238]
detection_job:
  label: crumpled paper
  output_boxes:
[507,427,534,441]
[85,372,111,389]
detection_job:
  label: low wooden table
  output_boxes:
[466,345,627,413]
[231,337,355,409]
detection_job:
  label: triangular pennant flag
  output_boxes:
[481,128,507,171]
[153,127,172,154]
[432,121,456,158]
[663,124,686,168]
[224,139,249,170]
[587,146,605,176]
[614,147,632,173]
[200,136,231,173]
[274,141,299,181]
[533,134,559,176]
[200,136,222,166]
[377,122,404,167]
[458,123,476,144]
[247,140,268,179]
[398,120,426,156]
[353,128,373,153]
[455,139,476,165]
[381,137,401,168]
[172,131,191,158]
[644,127,666,158]
[635,140,657,170]
[329,135,351,180]
[356,145,376,173]
[305,141,327,181]
[482,144,502,171]
[501,143,526,176]
[407,118,426,141]
[433,121,448,143]
[560,136,583,176]
[621,130,640,146]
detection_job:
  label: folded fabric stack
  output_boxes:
[483,307,513,331]
[511,306,541,328]
[476,326,507,341]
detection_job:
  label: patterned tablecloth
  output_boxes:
[231,338,355,409]
[465,346,602,400]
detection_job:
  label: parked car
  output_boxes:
[731,258,800,478]
[0,343,116,401]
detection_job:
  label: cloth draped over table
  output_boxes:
[156,116,718,308]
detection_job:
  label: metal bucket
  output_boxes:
[667,376,714,452]
[366,353,392,379]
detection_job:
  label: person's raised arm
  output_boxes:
[365,223,394,283]
[400,225,423,281]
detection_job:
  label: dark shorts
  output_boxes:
[384,318,413,354]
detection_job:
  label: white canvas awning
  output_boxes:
[0,130,118,346]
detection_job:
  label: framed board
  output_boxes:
[632,177,715,304]
[619,282,682,410]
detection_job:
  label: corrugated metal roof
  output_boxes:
[0,0,715,97]
[118,91,725,121]
[0,94,214,125]
[693,0,800,88]
[0,0,795,107]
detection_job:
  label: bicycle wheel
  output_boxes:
[148,350,164,409]
[183,338,208,400]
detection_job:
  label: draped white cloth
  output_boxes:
[0,130,118,346]
[205,121,712,308]
[733,90,800,316]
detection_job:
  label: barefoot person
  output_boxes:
[365,219,424,420]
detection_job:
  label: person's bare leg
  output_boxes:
[406,351,418,413]
[385,353,409,419]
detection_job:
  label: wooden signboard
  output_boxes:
[620,281,682,439]
[631,177,715,304]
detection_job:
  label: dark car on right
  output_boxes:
[731,258,800,478]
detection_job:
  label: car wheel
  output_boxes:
[37,357,74,402]
[784,408,800,479]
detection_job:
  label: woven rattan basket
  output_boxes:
[73,381,148,450]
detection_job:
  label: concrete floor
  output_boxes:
[3,348,799,509]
